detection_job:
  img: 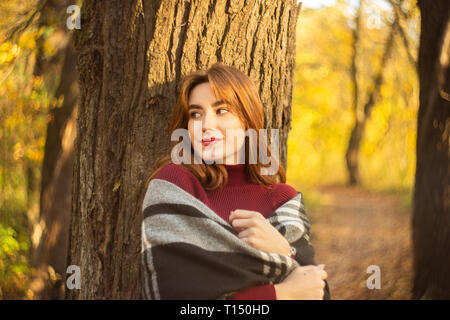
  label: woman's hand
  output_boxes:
[229,209,291,256]
[274,264,328,300]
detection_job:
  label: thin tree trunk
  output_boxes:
[29,41,78,299]
[346,2,362,186]
[345,14,397,185]
[28,0,79,299]
[66,0,301,299]
[412,0,450,299]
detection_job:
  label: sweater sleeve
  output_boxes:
[232,284,277,300]
[271,183,299,208]
[153,163,208,203]
[231,251,295,300]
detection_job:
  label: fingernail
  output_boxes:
[318,264,325,268]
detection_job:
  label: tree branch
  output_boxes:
[389,0,418,69]
[362,12,398,119]
[2,0,49,43]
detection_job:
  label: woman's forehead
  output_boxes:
[188,82,214,100]
[187,82,242,116]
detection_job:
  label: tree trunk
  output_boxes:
[346,2,362,186]
[28,0,79,300]
[345,14,396,186]
[29,42,78,299]
[66,0,301,299]
[412,0,450,299]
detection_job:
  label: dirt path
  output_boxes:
[308,184,413,299]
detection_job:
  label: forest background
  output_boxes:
[0,0,422,299]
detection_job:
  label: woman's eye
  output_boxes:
[189,112,200,118]
[218,108,228,115]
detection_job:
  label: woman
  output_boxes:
[142,62,329,300]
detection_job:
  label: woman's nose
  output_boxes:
[202,110,217,131]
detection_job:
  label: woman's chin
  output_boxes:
[192,147,224,163]
[201,155,225,164]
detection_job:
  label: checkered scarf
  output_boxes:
[141,178,328,300]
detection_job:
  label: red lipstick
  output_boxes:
[202,137,220,146]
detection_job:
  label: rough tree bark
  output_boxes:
[66,0,301,299]
[412,0,450,299]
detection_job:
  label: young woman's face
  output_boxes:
[187,82,246,164]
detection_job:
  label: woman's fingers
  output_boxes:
[316,264,328,279]
[297,265,318,272]
[296,265,328,279]
[319,269,328,280]
[230,209,301,257]
[238,227,258,238]
[241,237,257,247]
[229,209,264,222]
[234,227,245,233]
[229,210,269,239]
[231,217,258,229]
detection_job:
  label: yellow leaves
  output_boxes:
[13,143,24,161]
[0,28,44,65]
[4,112,21,131]
[47,265,61,282]
[2,65,49,169]
[0,26,57,69]
[0,221,31,299]
[0,225,20,256]
[29,89,40,102]
[18,31,36,50]
[0,10,53,300]
[33,75,43,87]
[42,39,57,56]
[12,141,43,163]
[0,42,20,65]
[288,3,419,191]
[26,148,43,163]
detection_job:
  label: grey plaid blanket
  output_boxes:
[141,178,330,300]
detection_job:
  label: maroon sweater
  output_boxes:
[154,163,298,299]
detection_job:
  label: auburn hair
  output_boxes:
[145,62,286,192]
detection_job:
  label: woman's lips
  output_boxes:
[201,138,222,146]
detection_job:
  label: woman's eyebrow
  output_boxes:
[188,100,225,110]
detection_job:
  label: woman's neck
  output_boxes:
[223,163,249,186]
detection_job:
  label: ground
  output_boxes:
[308,184,413,300]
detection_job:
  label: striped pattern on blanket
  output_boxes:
[141,178,318,300]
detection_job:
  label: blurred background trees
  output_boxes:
[285,0,421,299]
[287,0,419,192]
[0,0,79,299]
[2,0,447,299]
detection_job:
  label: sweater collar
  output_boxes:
[224,164,249,186]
